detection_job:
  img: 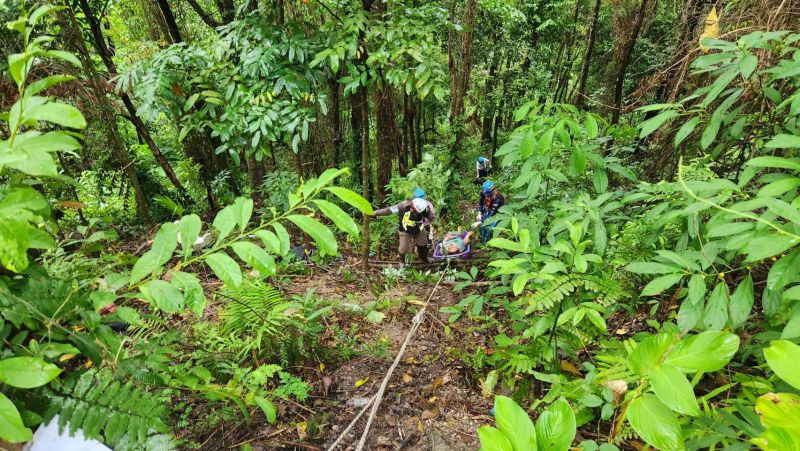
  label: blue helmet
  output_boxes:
[478,156,486,164]
[481,180,495,194]
[413,187,426,199]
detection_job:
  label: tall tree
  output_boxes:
[575,0,602,109]
[611,0,653,124]
[77,0,190,204]
[59,3,152,223]
[447,0,477,162]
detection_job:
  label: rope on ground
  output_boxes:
[325,264,449,450]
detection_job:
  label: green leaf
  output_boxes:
[24,75,74,97]
[0,357,61,388]
[666,331,740,372]
[758,177,800,198]
[313,199,358,236]
[747,156,800,171]
[739,53,758,78]
[767,249,800,291]
[570,147,586,174]
[728,275,754,329]
[232,197,254,232]
[674,117,700,147]
[626,261,682,274]
[205,252,243,288]
[629,333,674,376]
[641,273,683,296]
[272,223,291,255]
[656,250,701,271]
[593,169,608,194]
[627,394,684,451]
[764,340,800,390]
[701,115,722,149]
[129,222,178,285]
[26,102,86,129]
[519,128,536,159]
[765,134,800,149]
[254,396,277,424]
[212,205,237,244]
[287,215,337,256]
[677,299,703,332]
[477,426,513,451]
[703,282,729,331]
[178,214,202,261]
[494,395,536,451]
[139,279,184,313]
[585,114,598,139]
[639,110,679,138]
[325,187,373,214]
[512,273,530,296]
[231,241,275,276]
[254,230,281,254]
[649,364,700,416]
[535,398,576,451]
[0,392,32,443]
[171,271,206,317]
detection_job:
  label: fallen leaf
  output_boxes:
[59,354,76,361]
[560,360,582,376]
[421,406,439,420]
[428,396,437,404]
[355,377,369,388]
[320,376,332,397]
[407,299,425,306]
[319,363,325,373]
[417,419,424,433]
[296,422,308,440]
[615,328,628,335]
[402,373,413,384]
[406,356,418,364]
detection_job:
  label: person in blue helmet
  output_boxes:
[371,187,436,265]
[477,180,504,243]
[476,156,492,183]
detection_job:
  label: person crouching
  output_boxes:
[371,188,436,266]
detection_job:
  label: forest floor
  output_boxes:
[194,254,493,450]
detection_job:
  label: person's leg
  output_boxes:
[398,232,410,266]
[414,232,429,262]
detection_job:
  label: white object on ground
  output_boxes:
[23,415,111,451]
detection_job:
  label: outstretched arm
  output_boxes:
[372,201,408,217]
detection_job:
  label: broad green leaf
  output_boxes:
[701,115,722,149]
[641,273,683,296]
[639,110,679,138]
[178,214,202,260]
[754,392,800,432]
[272,223,291,255]
[629,333,674,376]
[674,117,700,147]
[626,262,682,274]
[494,395,536,451]
[765,134,800,149]
[656,250,701,271]
[477,426,513,451]
[24,75,74,96]
[743,234,797,262]
[687,274,706,305]
[534,398,576,451]
[140,279,184,313]
[764,340,800,390]
[627,394,684,451]
[512,273,530,296]
[747,156,800,171]
[520,128,536,158]
[757,177,800,198]
[231,241,275,276]
[313,199,358,236]
[232,197,253,232]
[0,392,31,443]
[26,102,86,129]
[254,230,281,254]
[703,282,729,331]
[487,238,526,253]
[767,249,800,291]
[677,298,703,331]
[782,312,800,339]
[666,331,740,372]
[287,215,337,256]
[649,364,700,416]
[205,252,243,288]
[212,205,237,243]
[325,187,373,214]
[254,396,277,424]
[171,271,206,317]
[728,275,754,329]
[739,53,758,78]
[0,357,61,388]
[129,222,178,285]
[585,114,598,139]
[593,169,608,194]
[571,147,587,175]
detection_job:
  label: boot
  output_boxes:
[417,245,429,263]
[399,253,406,268]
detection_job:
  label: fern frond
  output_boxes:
[219,279,291,338]
[43,369,173,451]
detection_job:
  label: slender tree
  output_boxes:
[611,0,652,124]
[575,0,602,109]
[448,0,477,164]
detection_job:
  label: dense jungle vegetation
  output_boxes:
[2,0,800,449]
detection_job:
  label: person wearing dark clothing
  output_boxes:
[371,188,437,266]
[475,156,492,184]
[478,180,505,243]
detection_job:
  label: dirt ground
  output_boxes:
[200,258,492,450]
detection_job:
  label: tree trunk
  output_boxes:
[657,0,706,102]
[331,75,343,165]
[482,54,499,144]
[60,4,151,223]
[155,0,183,42]
[350,90,366,186]
[575,0,602,109]
[553,0,582,102]
[78,0,190,203]
[448,0,478,164]
[414,98,423,165]
[611,0,652,124]
[402,92,413,174]
[375,83,399,205]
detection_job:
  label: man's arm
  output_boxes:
[373,200,408,217]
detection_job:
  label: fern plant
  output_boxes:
[43,369,173,450]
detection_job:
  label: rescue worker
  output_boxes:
[478,180,505,243]
[371,188,437,266]
[476,156,492,183]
